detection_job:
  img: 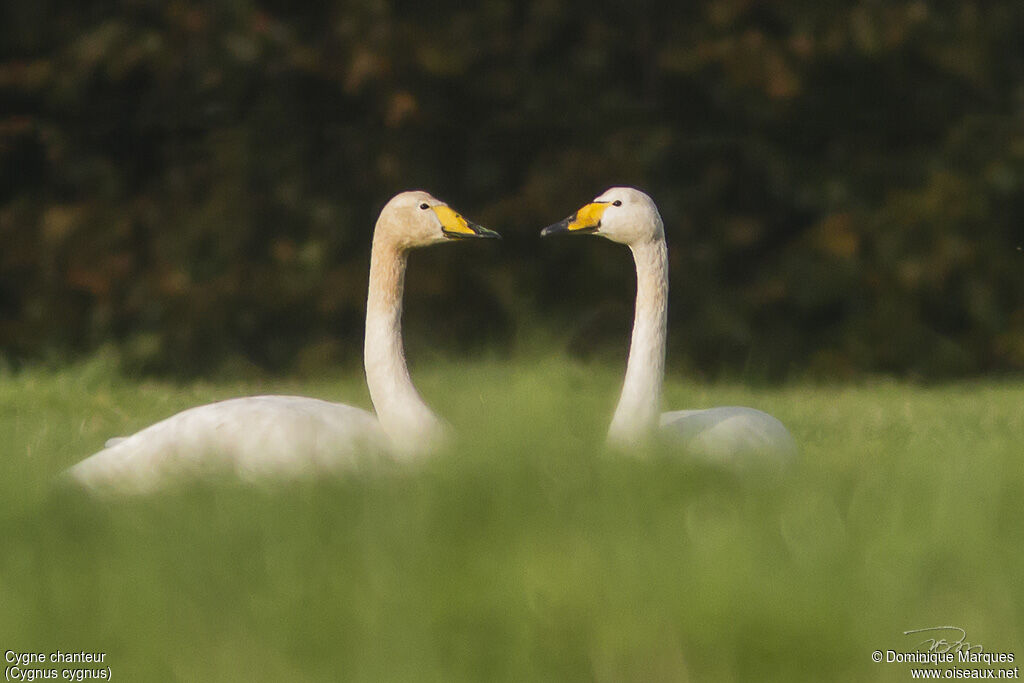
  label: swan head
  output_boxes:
[378,191,499,249]
[540,187,663,246]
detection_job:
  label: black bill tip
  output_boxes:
[445,222,501,240]
[541,216,599,237]
[540,217,572,237]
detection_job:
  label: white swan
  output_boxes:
[66,191,499,492]
[542,187,796,462]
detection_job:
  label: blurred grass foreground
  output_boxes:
[1,359,1022,681]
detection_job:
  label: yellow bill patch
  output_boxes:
[431,205,475,235]
[568,202,609,231]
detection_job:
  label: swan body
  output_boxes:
[69,397,386,492]
[659,407,796,463]
[542,187,796,462]
[66,191,498,493]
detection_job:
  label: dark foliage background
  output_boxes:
[2,0,1022,378]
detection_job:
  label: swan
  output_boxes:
[541,187,796,462]
[65,191,499,493]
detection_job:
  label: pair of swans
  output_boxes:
[66,188,794,493]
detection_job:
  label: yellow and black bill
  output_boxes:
[540,201,609,237]
[432,205,501,240]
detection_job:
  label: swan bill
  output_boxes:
[540,202,608,236]
[433,206,500,240]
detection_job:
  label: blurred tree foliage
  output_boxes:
[1,0,1022,378]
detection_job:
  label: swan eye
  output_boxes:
[420,203,430,210]
[612,200,622,207]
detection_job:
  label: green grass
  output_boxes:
[1,357,1022,681]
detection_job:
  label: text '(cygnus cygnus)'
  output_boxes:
[66,191,499,493]
[542,187,795,462]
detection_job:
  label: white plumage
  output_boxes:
[542,187,796,461]
[69,397,386,492]
[66,191,498,493]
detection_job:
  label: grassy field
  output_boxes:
[1,357,1021,681]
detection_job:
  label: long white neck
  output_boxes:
[363,230,444,456]
[607,237,668,448]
